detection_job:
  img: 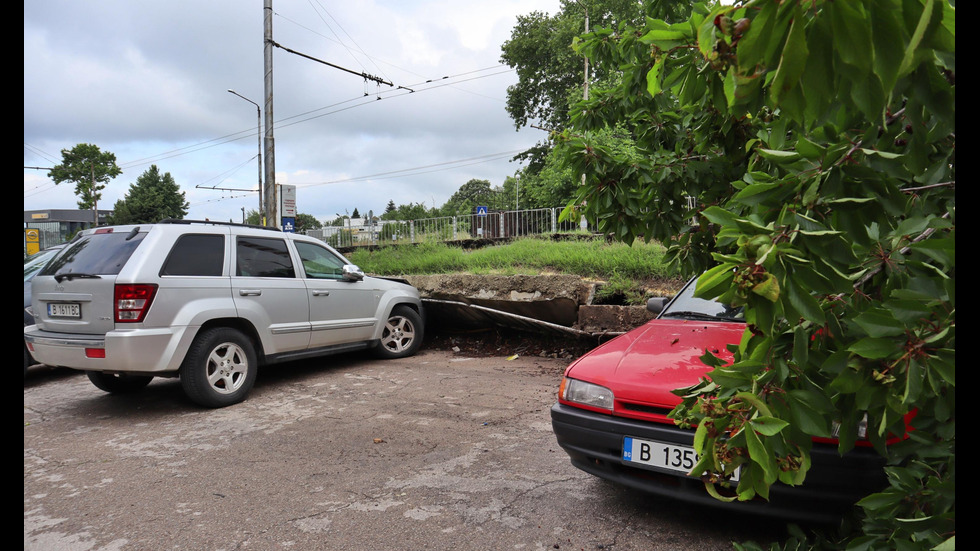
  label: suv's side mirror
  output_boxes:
[646,296,670,315]
[342,264,365,282]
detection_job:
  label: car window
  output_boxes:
[660,277,744,321]
[294,241,347,280]
[161,234,225,276]
[236,236,295,278]
[40,232,146,277]
[24,247,63,282]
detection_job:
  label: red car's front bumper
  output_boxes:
[551,402,888,525]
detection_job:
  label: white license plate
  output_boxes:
[622,436,739,481]
[47,303,81,318]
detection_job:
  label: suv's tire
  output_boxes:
[180,327,257,408]
[373,305,423,359]
[87,371,154,393]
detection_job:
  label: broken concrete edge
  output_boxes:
[423,298,609,339]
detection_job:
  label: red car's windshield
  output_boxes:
[659,277,744,322]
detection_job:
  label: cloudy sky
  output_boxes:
[24,0,564,225]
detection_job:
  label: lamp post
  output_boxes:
[227,89,263,225]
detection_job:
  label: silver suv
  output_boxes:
[25,219,425,408]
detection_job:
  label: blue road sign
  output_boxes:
[476,206,488,216]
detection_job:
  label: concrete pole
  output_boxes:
[263,0,277,228]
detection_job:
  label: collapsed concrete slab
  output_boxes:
[401,274,671,339]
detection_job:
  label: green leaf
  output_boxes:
[849,338,898,360]
[751,273,780,302]
[770,4,809,107]
[694,263,735,299]
[757,149,802,163]
[785,278,825,324]
[734,391,773,417]
[748,416,789,436]
[646,57,665,96]
[735,0,775,70]
[853,308,906,337]
[745,429,777,484]
[898,0,934,77]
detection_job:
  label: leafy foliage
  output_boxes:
[47,143,123,218]
[106,165,188,224]
[294,213,322,232]
[556,0,954,547]
[500,0,651,170]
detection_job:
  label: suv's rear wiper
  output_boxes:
[54,273,102,283]
[661,311,742,322]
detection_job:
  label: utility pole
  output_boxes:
[91,162,99,226]
[263,0,277,228]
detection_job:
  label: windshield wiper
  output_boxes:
[54,273,102,283]
[661,311,743,322]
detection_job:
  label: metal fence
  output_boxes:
[304,207,593,248]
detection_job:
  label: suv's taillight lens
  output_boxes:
[114,284,158,323]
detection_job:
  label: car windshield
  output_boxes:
[24,247,63,282]
[659,277,744,322]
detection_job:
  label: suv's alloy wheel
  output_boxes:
[374,305,423,359]
[181,327,258,408]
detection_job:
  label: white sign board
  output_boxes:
[281,185,297,218]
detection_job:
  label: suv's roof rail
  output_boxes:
[158,218,282,232]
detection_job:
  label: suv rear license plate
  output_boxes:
[47,303,81,318]
[622,436,739,481]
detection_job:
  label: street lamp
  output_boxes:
[227,89,263,225]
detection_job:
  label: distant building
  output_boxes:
[24,209,113,251]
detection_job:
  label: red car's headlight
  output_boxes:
[560,377,614,411]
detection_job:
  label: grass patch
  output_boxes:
[345,236,682,305]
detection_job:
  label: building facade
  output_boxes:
[24,209,113,254]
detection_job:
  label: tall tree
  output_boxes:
[106,165,188,224]
[560,0,954,547]
[294,213,322,233]
[501,1,682,171]
[47,143,123,225]
[441,179,494,215]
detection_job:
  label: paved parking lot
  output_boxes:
[25,347,785,550]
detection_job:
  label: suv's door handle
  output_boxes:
[239,289,262,296]
[312,290,330,297]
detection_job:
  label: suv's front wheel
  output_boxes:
[374,305,423,359]
[180,328,258,408]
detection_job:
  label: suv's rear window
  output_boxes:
[40,231,146,276]
[161,234,225,276]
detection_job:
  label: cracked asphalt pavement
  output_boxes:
[25,345,786,550]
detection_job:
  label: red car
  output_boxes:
[551,276,888,524]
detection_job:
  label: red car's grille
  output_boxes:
[616,401,675,423]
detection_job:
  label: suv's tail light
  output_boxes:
[114,284,158,323]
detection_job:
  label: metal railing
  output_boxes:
[304,207,593,248]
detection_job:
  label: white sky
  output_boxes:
[24,0,564,224]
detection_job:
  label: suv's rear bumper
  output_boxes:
[24,325,193,374]
[551,402,888,524]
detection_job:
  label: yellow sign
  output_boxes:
[25,228,40,256]
[31,213,49,219]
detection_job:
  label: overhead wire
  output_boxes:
[26,6,526,202]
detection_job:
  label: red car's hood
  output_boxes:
[565,318,746,410]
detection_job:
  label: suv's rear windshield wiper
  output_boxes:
[54,273,102,283]
[661,311,743,322]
